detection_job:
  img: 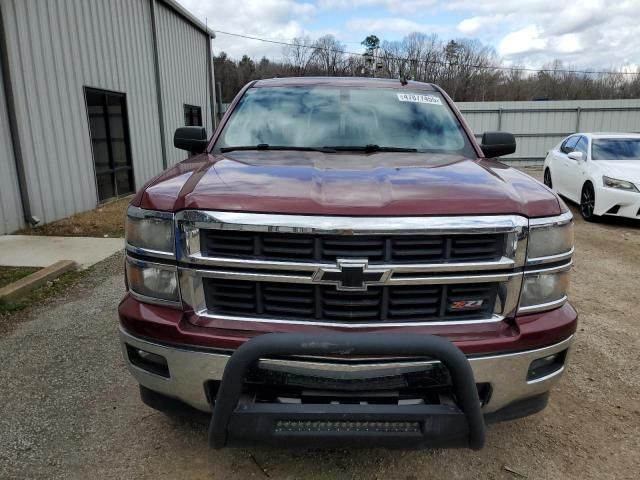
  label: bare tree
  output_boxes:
[311,35,346,76]
[214,32,640,102]
[283,36,316,76]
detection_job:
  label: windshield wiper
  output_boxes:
[323,144,418,153]
[220,144,336,153]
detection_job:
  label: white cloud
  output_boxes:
[176,0,315,58]
[318,0,438,15]
[450,0,640,69]
[498,25,547,56]
[457,17,483,35]
[457,14,514,35]
[556,34,582,54]
[175,0,640,71]
[347,17,445,35]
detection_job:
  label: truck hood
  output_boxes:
[138,151,562,217]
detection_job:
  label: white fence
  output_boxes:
[457,99,640,165]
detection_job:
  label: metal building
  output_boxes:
[0,0,215,234]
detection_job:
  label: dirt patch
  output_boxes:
[0,268,88,327]
[0,266,40,289]
[16,197,130,238]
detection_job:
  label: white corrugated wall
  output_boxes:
[1,0,164,226]
[0,55,24,234]
[155,1,211,167]
[457,99,640,165]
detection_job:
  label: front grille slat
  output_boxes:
[266,304,315,315]
[388,306,440,317]
[204,278,497,324]
[322,308,381,319]
[389,297,439,306]
[322,297,380,307]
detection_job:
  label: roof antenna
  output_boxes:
[400,75,408,86]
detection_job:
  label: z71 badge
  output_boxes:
[450,299,485,310]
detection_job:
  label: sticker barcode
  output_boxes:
[397,93,442,105]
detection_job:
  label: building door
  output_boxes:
[85,88,134,202]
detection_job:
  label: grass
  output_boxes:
[0,266,41,289]
[0,269,87,315]
[16,196,130,238]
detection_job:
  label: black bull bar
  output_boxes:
[209,333,486,450]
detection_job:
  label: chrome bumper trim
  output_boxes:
[119,328,573,414]
[182,254,518,273]
[528,211,573,227]
[175,211,530,235]
[181,265,521,286]
[518,296,568,314]
[526,247,574,267]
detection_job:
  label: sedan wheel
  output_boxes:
[580,183,597,221]
[543,169,552,188]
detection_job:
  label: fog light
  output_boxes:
[126,345,170,377]
[527,350,567,381]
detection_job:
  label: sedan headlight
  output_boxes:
[126,257,180,304]
[125,206,175,258]
[602,176,639,192]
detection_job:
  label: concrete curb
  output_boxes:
[0,260,78,303]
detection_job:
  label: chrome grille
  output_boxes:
[176,211,528,326]
[200,230,505,264]
[203,278,498,323]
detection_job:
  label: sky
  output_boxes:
[176,0,640,71]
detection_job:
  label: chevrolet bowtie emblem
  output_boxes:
[313,259,392,291]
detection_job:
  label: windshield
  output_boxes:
[214,86,475,157]
[591,139,640,160]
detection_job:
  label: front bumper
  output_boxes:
[120,327,573,417]
[595,185,640,218]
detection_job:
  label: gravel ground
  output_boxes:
[1,174,639,479]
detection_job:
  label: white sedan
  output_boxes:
[543,133,640,221]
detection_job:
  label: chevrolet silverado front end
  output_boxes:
[118,77,576,450]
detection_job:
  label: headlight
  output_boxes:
[602,176,639,192]
[521,213,573,313]
[125,206,175,257]
[126,257,180,304]
[519,268,570,313]
[527,213,574,262]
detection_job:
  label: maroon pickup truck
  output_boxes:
[119,77,576,450]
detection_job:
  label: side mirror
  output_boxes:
[174,126,208,153]
[480,132,516,158]
[567,151,584,162]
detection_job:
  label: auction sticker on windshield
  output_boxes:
[397,93,443,105]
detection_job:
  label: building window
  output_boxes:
[85,88,134,202]
[184,104,202,126]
